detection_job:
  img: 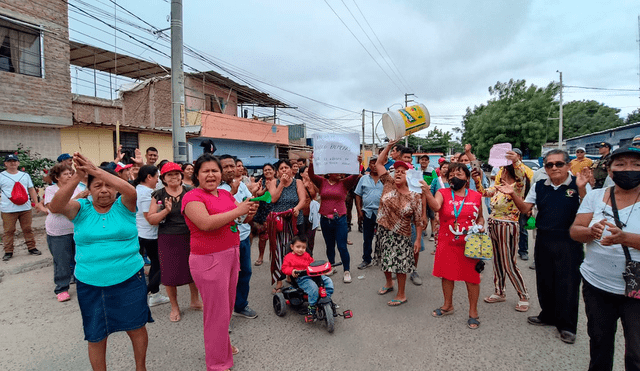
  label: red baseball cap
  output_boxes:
[115,162,133,172]
[393,161,412,170]
[160,162,182,176]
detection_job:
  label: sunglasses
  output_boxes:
[544,161,566,169]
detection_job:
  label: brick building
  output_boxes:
[0,0,71,159]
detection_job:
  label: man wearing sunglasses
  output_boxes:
[499,149,589,345]
[591,142,612,189]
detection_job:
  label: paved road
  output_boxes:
[0,220,627,370]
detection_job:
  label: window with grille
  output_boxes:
[0,18,42,78]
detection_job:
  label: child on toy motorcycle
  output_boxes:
[281,236,335,315]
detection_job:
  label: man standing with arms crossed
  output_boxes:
[591,142,611,189]
[1,154,41,261]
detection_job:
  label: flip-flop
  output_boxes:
[254,259,263,266]
[515,301,530,312]
[190,304,203,311]
[377,286,394,295]
[387,299,407,306]
[467,317,480,329]
[483,294,506,303]
[231,345,239,355]
[432,308,455,317]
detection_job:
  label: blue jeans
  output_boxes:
[234,236,252,312]
[411,224,425,252]
[362,213,377,264]
[320,215,350,271]
[46,234,76,294]
[297,275,334,306]
[518,213,528,256]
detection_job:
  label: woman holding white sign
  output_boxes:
[373,140,424,305]
[308,157,360,283]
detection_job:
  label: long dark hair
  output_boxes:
[133,165,158,187]
[192,153,222,187]
[502,164,531,196]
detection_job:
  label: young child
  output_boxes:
[281,236,334,314]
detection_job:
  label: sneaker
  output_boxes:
[233,306,258,319]
[520,253,529,261]
[410,271,423,286]
[429,234,435,241]
[57,292,71,302]
[2,253,12,261]
[28,248,42,256]
[529,262,536,270]
[343,271,352,283]
[148,292,170,307]
[357,261,372,270]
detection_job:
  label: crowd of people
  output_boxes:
[1,134,639,371]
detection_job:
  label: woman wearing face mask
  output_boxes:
[373,140,424,306]
[425,162,485,329]
[570,146,640,371]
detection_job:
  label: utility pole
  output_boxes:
[557,71,563,149]
[404,93,414,146]
[361,109,365,158]
[171,0,187,162]
[371,111,376,155]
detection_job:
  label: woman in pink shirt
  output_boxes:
[182,154,257,371]
[308,159,361,283]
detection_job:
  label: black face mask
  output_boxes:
[450,177,466,191]
[612,171,640,190]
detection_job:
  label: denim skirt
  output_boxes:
[76,268,154,342]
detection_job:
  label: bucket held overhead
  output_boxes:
[382,104,430,141]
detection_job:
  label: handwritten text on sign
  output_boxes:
[312,133,360,175]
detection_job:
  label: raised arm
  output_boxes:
[75,153,137,212]
[307,161,324,189]
[376,139,399,177]
[49,169,83,220]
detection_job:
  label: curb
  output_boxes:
[0,256,53,278]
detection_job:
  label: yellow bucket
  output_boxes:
[382,104,430,141]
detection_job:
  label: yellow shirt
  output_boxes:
[477,160,528,222]
[570,157,593,176]
[495,162,533,184]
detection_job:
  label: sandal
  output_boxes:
[387,299,407,306]
[467,317,480,329]
[377,286,394,295]
[483,294,506,303]
[515,300,530,312]
[432,308,454,317]
[231,345,239,355]
[254,259,263,266]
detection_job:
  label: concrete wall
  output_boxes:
[138,133,173,163]
[185,76,238,116]
[0,0,71,127]
[72,95,123,124]
[0,124,61,159]
[199,111,289,144]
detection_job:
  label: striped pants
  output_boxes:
[488,218,529,299]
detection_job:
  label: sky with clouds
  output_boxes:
[69,0,640,142]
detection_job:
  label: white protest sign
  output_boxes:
[488,143,512,168]
[312,133,360,175]
[406,168,423,194]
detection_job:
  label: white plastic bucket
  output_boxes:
[382,103,430,141]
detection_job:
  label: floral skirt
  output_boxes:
[374,225,415,274]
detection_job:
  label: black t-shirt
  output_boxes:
[151,186,192,235]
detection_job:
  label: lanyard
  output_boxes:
[451,188,468,226]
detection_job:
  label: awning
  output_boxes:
[238,156,280,169]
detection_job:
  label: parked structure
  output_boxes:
[565,122,640,155]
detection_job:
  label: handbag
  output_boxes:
[609,187,640,299]
[464,232,493,260]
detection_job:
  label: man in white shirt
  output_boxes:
[219,155,258,319]
[1,154,41,261]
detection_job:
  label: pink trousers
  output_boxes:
[189,247,240,371]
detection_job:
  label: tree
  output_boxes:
[562,100,624,138]
[407,127,453,153]
[462,79,559,160]
[625,109,640,125]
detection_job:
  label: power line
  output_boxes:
[564,85,639,92]
[322,0,404,94]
